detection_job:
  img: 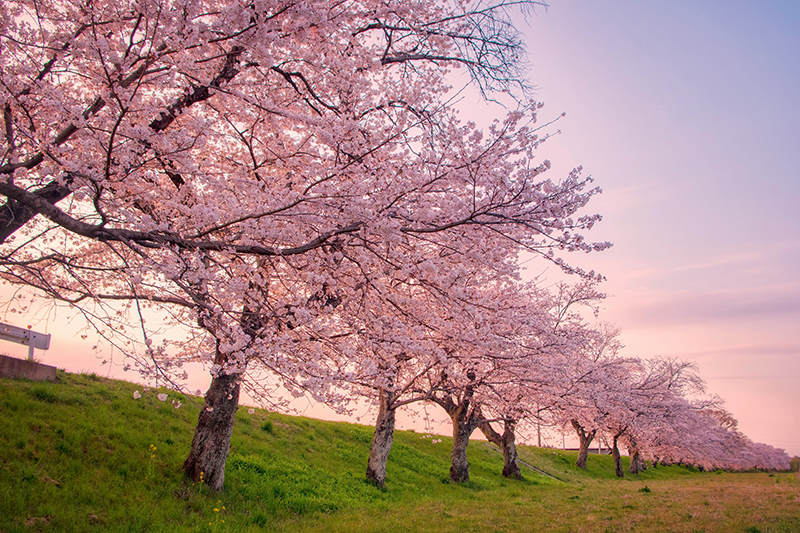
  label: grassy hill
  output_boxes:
[1,371,798,533]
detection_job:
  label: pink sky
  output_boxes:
[2,1,798,457]
[509,0,800,456]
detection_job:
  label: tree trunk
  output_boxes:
[572,420,596,470]
[450,409,473,483]
[431,372,481,484]
[365,390,396,488]
[479,418,522,479]
[612,434,624,478]
[500,421,522,479]
[445,398,481,483]
[628,444,646,474]
[183,371,241,491]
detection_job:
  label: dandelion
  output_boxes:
[147,444,157,477]
[133,390,141,399]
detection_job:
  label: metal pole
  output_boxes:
[537,419,542,447]
[27,329,33,360]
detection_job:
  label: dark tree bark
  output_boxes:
[183,371,241,491]
[0,178,73,243]
[612,432,624,478]
[366,389,397,488]
[571,419,597,470]
[449,404,481,483]
[479,417,522,479]
[628,443,646,474]
[432,373,482,483]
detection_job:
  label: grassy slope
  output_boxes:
[1,371,798,533]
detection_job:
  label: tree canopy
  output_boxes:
[0,0,788,489]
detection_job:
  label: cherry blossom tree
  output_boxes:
[626,358,707,474]
[592,357,711,477]
[2,0,616,491]
[501,280,623,471]
[4,0,781,491]
[562,342,631,471]
[306,273,553,486]
[555,351,791,475]
[643,402,790,472]
[470,283,604,478]
[419,279,589,483]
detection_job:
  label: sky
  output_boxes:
[2,1,799,457]
[506,0,800,456]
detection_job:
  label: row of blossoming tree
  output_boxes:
[0,0,788,491]
[538,286,791,477]
[333,278,790,486]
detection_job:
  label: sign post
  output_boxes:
[0,322,51,360]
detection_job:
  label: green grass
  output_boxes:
[1,371,799,532]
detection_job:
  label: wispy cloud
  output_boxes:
[654,341,798,358]
[607,239,800,286]
[612,285,800,326]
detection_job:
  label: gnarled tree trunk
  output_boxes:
[183,371,241,491]
[431,370,483,483]
[572,420,597,470]
[628,443,646,474]
[479,417,522,479]
[433,392,481,483]
[449,405,481,483]
[499,421,521,479]
[366,390,397,488]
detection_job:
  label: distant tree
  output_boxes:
[517,281,627,472]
